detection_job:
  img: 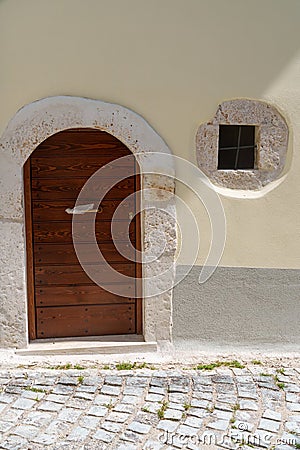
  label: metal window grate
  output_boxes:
[218,125,256,170]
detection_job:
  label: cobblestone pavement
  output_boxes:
[0,364,299,450]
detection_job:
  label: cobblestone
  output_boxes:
[0,365,297,449]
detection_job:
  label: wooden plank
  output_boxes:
[33,220,136,243]
[31,177,135,200]
[31,156,134,178]
[34,243,135,265]
[32,198,134,222]
[23,159,36,340]
[36,304,135,338]
[34,128,132,158]
[35,263,136,286]
[36,284,135,307]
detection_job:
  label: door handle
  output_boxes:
[65,203,103,215]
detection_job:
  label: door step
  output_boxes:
[16,335,157,356]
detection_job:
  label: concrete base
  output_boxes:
[15,335,157,356]
[173,265,300,347]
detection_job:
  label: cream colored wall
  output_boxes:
[1,0,300,269]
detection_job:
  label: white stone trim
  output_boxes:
[0,96,176,348]
[196,99,289,191]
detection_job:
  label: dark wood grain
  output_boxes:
[36,304,135,338]
[31,177,135,201]
[34,243,135,265]
[31,156,134,178]
[36,284,135,306]
[35,263,136,286]
[33,220,136,243]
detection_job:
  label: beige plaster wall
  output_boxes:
[1,0,300,269]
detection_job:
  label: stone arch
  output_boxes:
[0,96,176,348]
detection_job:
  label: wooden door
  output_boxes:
[24,128,142,340]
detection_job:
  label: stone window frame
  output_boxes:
[196,99,289,191]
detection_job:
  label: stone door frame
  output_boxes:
[0,96,176,348]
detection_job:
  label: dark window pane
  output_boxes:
[218,125,256,170]
[218,149,236,169]
[219,125,239,149]
[239,125,255,147]
[237,147,255,169]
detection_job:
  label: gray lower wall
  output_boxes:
[172,266,300,349]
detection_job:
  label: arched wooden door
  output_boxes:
[24,129,142,340]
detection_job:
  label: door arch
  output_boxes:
[24,128,142,339]
[0,96,176,348]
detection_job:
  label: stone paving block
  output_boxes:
[87,405,107,417]
[148,386,166,395]
[145,393,164,402]
[94,394,115,405]
[168,393,188,404]
[177,423,198,437]
[23,410,54,427]
[12,424,40,439]
[117,443,138,450]
[0,435,28,450]
[287,402,300,412]
[122,395,141,404]
[141,402,160,414]
[114,402,135,413]
[104,376,123,386]
[188,407,208,418]
[101,420,122,433]
[239,399,258,411]
[262,409,282,421]
[12,397,36,410]
[65,397,92,410]
[285,420,300,434]
[76,384,98,394]
[120,430,143,443]
[184,415,203,429]
[164,408,182,421]
[123,386,145,396]
[101,385,121,396]
[37,400,63,412]
[143,439,164,449]
[107,411,130,423]
[4,409,24,423]
[0,394,15,404]
[79,415,101,429]
[207,419,229,431]
[32,433,57,445]
[127,420,152,434]
[157,419,178,433]
[0,421,13,432]
[73,391,94,401]
[46,419,71,437]
[46,393,67,404]
[52,384,74,395]
[168,401,185,411]
[58,407,83,423]
[59,376,79,386]
[93,428,115,443]
[66,426,90,441]
[0,403,6,414]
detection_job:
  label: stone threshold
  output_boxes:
[15,335,157,356]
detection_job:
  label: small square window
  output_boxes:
[218,125,256,170]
